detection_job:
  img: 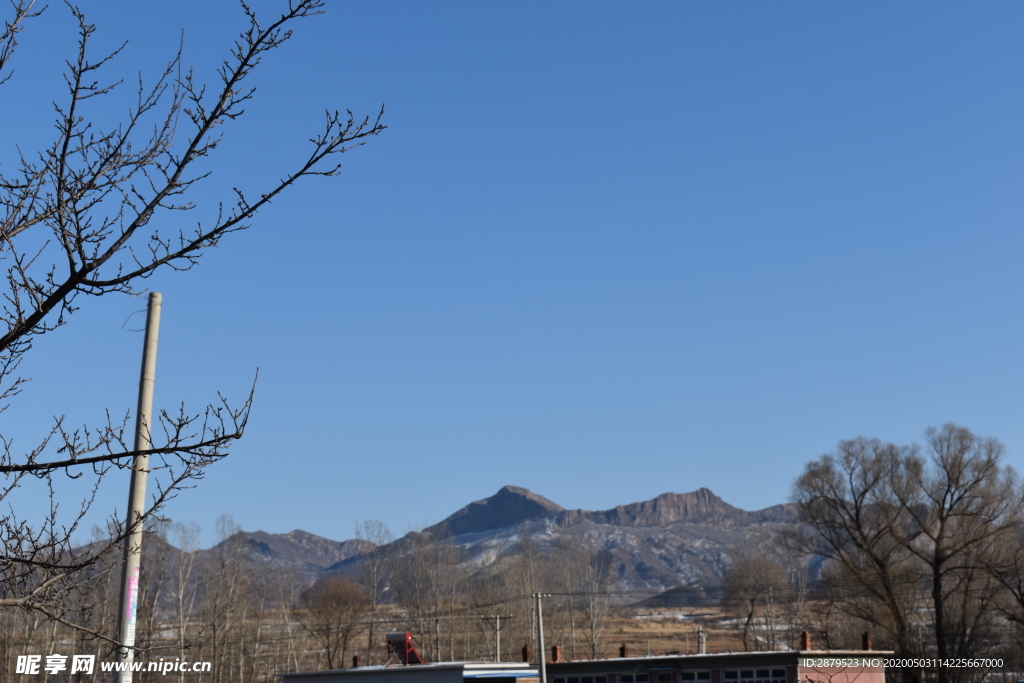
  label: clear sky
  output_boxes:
[2,1,1022,548]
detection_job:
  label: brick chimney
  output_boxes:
[619,644,629,658]
[552,645,562,663]
[862,632,872,651]
[522,645,531,663]
[799,631,812,650]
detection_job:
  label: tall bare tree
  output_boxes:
[790,435,923,667]
[355,519,394,665]
[0,0,384,632]
[505,534,552,662]
[791,424,1022,683]
[724,553,788,651]
[554,535,612,659]
[171,523,201,668]
[889,424,1020,680]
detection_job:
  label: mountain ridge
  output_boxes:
[421,486,797,537]
[216,486,801,591]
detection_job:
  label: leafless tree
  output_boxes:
[355,519,394,665]
[298,575,369,670]
[790,424,1023,683]
[0,0,384,632]
[507,533,554,661]
[789,435,924,668]
[889,424,1019,681]
[134,521,173,659]
[168,521,201,683]
[723,553,788,651]
[553,535,612,659]
[277,565,316,675]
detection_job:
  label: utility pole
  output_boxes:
[534,594,551,683]
[480,615,513,662]
[115,292,162,683]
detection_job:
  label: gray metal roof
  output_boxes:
[279,661,539,683]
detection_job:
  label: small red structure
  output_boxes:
[386,632,424,666]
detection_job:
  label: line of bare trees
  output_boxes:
[0,516,332,683]
[0,517,624,682]
[376,528,616,664]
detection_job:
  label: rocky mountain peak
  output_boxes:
[591,487,738,526]
[551,487,788,528]
[425,485,564,537]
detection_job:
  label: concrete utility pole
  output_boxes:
[480,615,513,662]
[533,594,551,683]
[115,292,162,683]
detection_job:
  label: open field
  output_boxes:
[552,608,747,661]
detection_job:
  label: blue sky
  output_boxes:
[2,1,1022,547]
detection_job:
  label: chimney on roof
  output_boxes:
[552,645,562,663]
[800,631,812,651]
[862,632,872,651]
[620,644,629,658]
[522,645,531,663]
[352,656,360,668]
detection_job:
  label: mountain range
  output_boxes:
[221,486,802,595]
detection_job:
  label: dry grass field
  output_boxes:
[556,608,748,661]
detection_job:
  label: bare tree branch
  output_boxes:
[0,0,42,83]
[0,0,384,635]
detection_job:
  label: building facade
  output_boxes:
[547,650,886,683]
[280,651,886,683]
